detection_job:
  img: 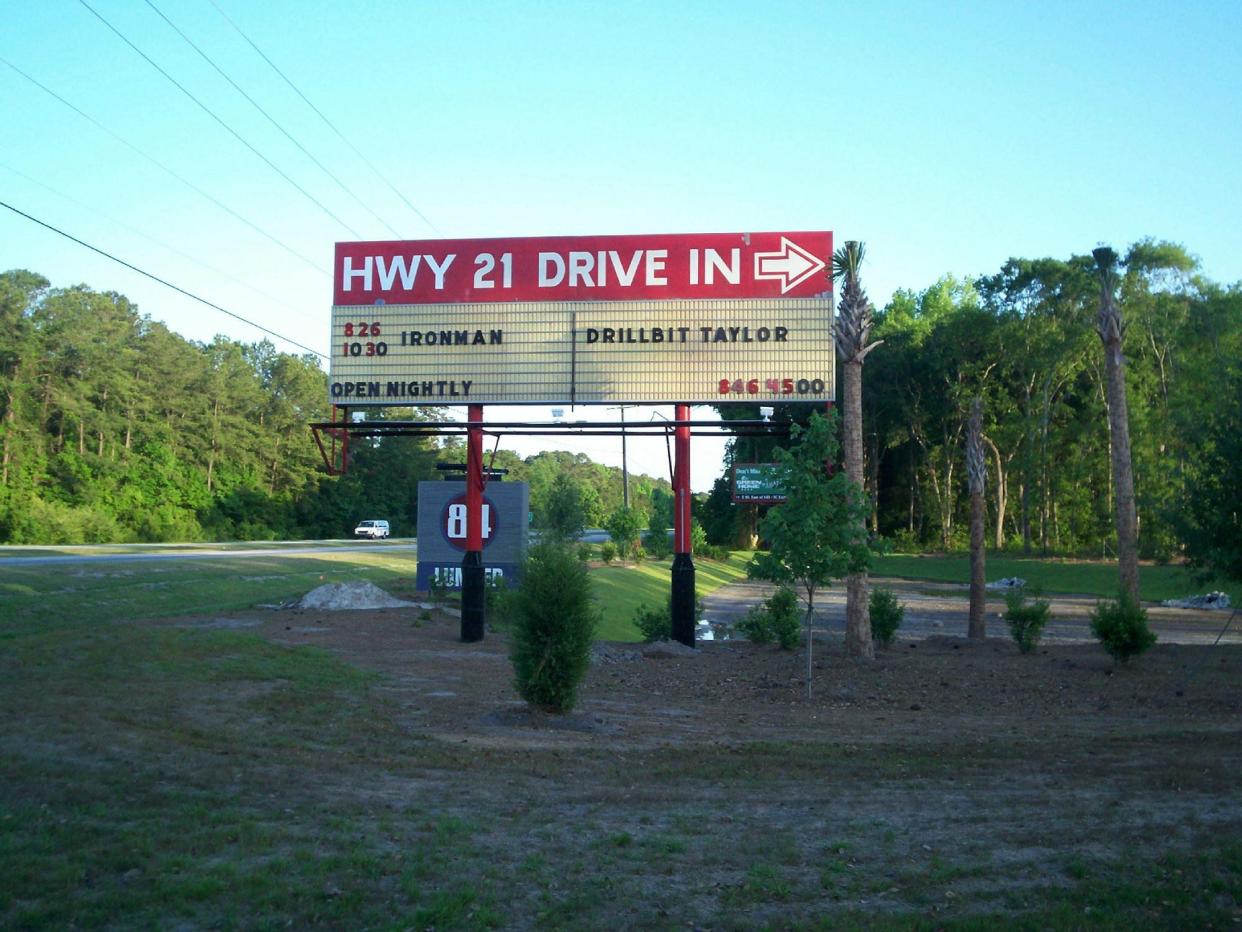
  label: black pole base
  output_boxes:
[461,550,485,642]
[671,552,696,647]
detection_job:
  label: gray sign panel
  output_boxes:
[415,480,528,590]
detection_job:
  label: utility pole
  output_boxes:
[608,404,638,509]
[621,405,629,509]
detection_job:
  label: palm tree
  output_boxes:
[967,398,987,638]
[1092,246,1140,602]
[832,241,882,658]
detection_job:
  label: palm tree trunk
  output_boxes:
[1093,247,1140,602]
[967,400,987,639]
[969,489,986,634]
[1105,339,1140,599]
[842,358,873,658]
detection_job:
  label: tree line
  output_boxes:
[0,270,668,544]
[4,237,1238,576]
[703,239,1240,578]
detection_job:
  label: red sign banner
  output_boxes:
[334,231,832,306]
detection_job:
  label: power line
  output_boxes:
[78,0,363,238]
[0,159,319,320]
[143,0,403,239]
[206,0,440,235]
[0,54,326,275]
[0,199,327,359]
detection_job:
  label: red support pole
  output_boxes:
[674,404,692,553]
[466,405,484,551]
[461,404,485,642]
[670,403,696,646]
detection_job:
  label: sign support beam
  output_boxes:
[461,404,485,642]
[671,403,695,646]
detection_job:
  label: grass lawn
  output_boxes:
[0,544,752,643]
[3,545,1240,927]
[873,552,1241,604]
[4,544,1233,640]
[588,551,751,641]
[0,548,422,630]
[0,538,402,558]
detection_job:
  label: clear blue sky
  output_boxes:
[3,0,1240,491]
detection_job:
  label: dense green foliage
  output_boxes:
[1090,593,1157,664]
[605,505,644,559]
[540,471,594,543]
[643,524,672,559]
[748,412,872,617]
[1003,588,1051,654]
[0,271,665,544]
[868,587,905,648]
[736,585,802,649]
[509,543,598,712]
[0,272,327,541]
[713,241,1241,570]
[7,235,1238,569]
[633,602,672,643]
[871,552,1238,604]
[1173,364,1242,582]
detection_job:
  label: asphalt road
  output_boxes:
[0,541,417,566]
[0,533,619,565]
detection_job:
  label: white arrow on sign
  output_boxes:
[753,237,827,294]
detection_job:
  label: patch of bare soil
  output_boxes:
[240,597,1242,751]
[156,595,1242,925]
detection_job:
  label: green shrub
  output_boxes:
[634,603,672,642]
[691,521,708,552]
[869,587,904,647]
[509,543,599,712]
[736,605,774,645]
[599,541,616,564]
[1004,588,1050,654]
[605,505,643,559]
[577,544,592,563]
[767,587,803,649]
[1,495,128,545]
[428,570,451,601]
[737,586,802,649]
[1090,592,1156,664]
[485,575,517,631]
[886,529,923,554]
[643,526,671,559]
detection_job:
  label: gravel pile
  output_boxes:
[296,581,421,611]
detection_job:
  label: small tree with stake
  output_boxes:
[748,411,872,696]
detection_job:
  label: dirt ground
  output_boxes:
[246,578,1242,750]
[168,580,1242,925]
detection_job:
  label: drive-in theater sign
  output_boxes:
[327,231,834,644]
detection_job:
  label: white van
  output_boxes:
[354,519,390,539]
